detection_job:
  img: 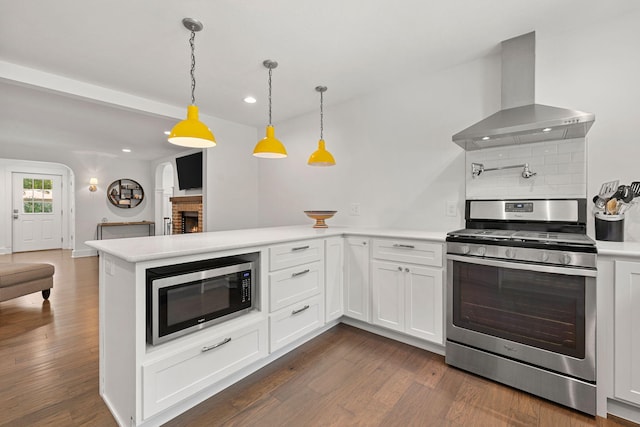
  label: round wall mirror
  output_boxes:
[107,179,144,208]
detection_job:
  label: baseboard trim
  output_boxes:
[72,248,97,258]
[607,398,640,424]
[340,317,445,356]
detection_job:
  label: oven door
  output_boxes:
[446,255,596,381]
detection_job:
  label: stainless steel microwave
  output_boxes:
[146,259,254,345]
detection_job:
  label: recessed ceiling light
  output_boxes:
[122,148,132,153]
[163,131,171,135]
[481,136,490,141]
[542,127,552,132]
[244,96,257,104]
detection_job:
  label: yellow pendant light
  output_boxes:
[253,60,287,158]
[168,18,216,148]
[308,86,336,166]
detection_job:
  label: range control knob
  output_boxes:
[460,246,470,255]
[540,252,549,262]
[476,246,486,256]
[560,253,572,265]
[505,249,516,259]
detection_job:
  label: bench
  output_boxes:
[0,263,54,302]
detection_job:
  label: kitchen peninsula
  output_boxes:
[87,225,446,427]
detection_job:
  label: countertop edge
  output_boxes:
[86,225,447,263]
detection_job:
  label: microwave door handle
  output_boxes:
[201,337,232,353]
[446,254,596,278]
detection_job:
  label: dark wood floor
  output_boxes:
[0,250,636,427]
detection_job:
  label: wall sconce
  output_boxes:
[89,178,98,192]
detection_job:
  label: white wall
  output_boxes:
[257,9,640,241]
[535,10,640,240]
[257,54,499,232]
[151,118,260,234]
[0,150,154,257]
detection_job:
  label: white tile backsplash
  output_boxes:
[466,138,586,199]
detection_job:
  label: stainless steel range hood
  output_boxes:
[452,32,595,151]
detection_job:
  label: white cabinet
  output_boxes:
[270,294,324,351]
[268,239,325,352]
[269,261,322,312]
[325,237,344,322]
[614,260,640,406]
[142,319,267,419]
[371,239,444,344]
[343,237,370,322]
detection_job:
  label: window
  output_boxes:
[22,177,53,214]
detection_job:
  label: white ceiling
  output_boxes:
[1,0,638,160]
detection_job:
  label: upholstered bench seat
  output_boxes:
[0,262,54,302]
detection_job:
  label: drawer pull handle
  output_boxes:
[292,305,310,315]
[393,244,415,249]
[292,269,310,278]
[201,337,232,352]
[291,245,310,251]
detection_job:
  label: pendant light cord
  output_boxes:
[268,67,273,126]
[189,29,196,105]
[320,90,324,140]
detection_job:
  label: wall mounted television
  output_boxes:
[175,151,203,190]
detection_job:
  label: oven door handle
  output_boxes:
[446,254,596,277]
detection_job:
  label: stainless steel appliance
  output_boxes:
[446,199,597,415]
[146,257,255,345]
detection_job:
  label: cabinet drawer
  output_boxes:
[269,295,324,352]
[372,239,443,267]
[269,239,322,271]
[141,320,267,419]
[269,261,323,312]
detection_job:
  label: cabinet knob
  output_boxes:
[398,266,402,271]
[405,268,410,273]
[363,241,367,246]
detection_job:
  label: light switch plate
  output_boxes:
[446,201,457,217]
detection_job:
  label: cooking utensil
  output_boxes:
[606,198,618,215]
[630,181,640,197]
[611,185,634,203]
[592,195,607,210]
[599,180,619,198]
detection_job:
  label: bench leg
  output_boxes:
[42,289,51,300]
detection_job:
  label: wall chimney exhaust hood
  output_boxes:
[452,32,595,151]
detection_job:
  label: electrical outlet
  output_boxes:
[446,201,457,217]
[349,203,361,216]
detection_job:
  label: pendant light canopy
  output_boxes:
[168,18,216,148]
[308,86,336,166]
[253,60,287,158]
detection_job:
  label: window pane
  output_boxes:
[33,202,43,213]
[44,179,52,190]
[24,201,34,213]
[34,179,43,190]
[23,178,33,190]
[43,189,53,202]
[23,189,34,201]
[43,202,53,213]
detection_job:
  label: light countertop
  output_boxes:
[86,225,447,263]
[596,240,640,258]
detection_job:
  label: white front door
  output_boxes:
[12,173,63,252]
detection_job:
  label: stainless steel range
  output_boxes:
[446,199,597,415]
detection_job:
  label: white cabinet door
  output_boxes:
[141,320,267,419]
[343,237,370,322]
[405,265,443,344]
[371,260,404,332]
[614,261,640,405]
[325,237,344,322]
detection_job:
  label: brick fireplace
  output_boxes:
[169,196,203,234]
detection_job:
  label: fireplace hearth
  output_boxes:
[170,196,203,234]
